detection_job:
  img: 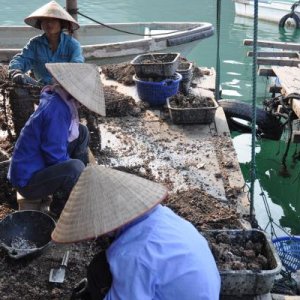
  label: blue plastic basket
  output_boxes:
[272,236,300,272]
[133,73,182,106]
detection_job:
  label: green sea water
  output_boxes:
[1,0,300,235]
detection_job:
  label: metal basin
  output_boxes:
[0,210,56,259]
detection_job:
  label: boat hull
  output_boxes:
[234,0,300,23]
[0,22,214,65]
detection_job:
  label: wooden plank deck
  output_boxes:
[244,40,300,121]
[244,40,300,75]
[256,58,300,67]
[244,39,300,51]
[247,51,300,58]
[272,66,300,118]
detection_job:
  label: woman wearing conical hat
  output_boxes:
[8,63,106,217]
[8,1,84,85]
[52,165,221,300]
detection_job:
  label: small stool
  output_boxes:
[17,192,52,212]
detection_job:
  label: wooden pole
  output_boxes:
[256,58,300,67]
[66,0,78,39]
[247,51,300,58]
[244,39,300,51]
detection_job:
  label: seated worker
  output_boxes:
[7,63,105,215]
[52,165,221,300]
[9,0,84,86]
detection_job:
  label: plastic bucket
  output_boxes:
[134,73,182,106]
[0,210,56,259]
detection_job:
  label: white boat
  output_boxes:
[233,0,300,24]
[0,22,214,65]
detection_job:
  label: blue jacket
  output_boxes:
[9,32,84,85]
[105,205,221,300]
[8,90,71,188]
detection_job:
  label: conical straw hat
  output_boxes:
[24,1,80,31]
[46,63,106,116]
[52,165,168,243]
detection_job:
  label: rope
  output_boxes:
[259,183,291,238]
[214,0,221,101]
[291,1,300,12]
[281,110,293,170]
[249,0,258,221]
[77,10,184,37]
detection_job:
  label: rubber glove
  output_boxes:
[12,73,26,84]
[9,69,41,86]
[23,74,41,86]
[8,69,22,79]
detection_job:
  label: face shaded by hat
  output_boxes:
[45,63,106,116]
[51,165,168,243]
[24,0,79,31]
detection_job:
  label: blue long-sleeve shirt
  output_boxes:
[105,205,221,300]
[9,32,84,85]
[8,90,71,188]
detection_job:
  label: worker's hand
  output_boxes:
[9,69,41,86]
[9,69,26,84]
[12,73,26,84]
[8,69,22,79]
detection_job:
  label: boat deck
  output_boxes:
[100,67,250,218]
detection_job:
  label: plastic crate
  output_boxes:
[177,62,193,80]
[203,229,282,296]
[176,62,193,94]
[272,236,300,272]
[134,73,182,106]
[131,53,180,77]
[167,95,218,124]
[176,62,193,95]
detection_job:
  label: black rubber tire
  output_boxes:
[218,100,283,140]
[279,12,300,29]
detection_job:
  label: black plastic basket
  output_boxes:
[272,236,300,272]
[167,96,218,124]
[177,62,193,80]
[131,53,180,77]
